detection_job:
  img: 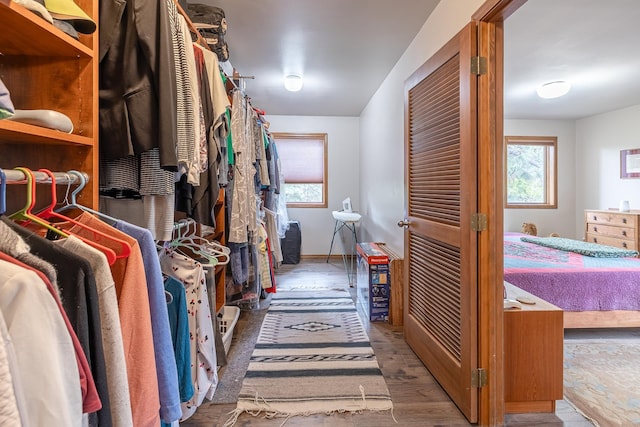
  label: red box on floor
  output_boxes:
[356,243,390,322]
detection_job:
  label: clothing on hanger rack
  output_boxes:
[35,168,132,260]
[56,170,120,226]
[2,168,88,185]
[169,218,229,266]
[7,167,119,265]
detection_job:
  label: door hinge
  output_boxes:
[471,213,487,232]
[472,368,487,388]
[471,56,487,75]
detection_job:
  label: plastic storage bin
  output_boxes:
[218,305,240,355]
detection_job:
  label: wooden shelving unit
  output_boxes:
[0,0,98,211]
[202,188,226,313]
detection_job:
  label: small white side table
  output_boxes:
[327,210,361,286]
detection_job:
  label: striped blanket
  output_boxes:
[224,289,393,425]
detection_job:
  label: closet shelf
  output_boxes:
[0,120,94,147]
[0,0,93,58]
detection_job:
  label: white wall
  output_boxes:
[576,104,640,237]
[265,115,360,255]
[503,120,577,238]
[358,0,485,255]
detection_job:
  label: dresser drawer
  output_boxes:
[585,233,637,250]
[585,211,638,228]
[586,223,636,240]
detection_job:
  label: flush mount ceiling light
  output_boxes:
[284,74,303,92]
[536,80,571,99]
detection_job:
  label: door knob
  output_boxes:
[397,219,410,228]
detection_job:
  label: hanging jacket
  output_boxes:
[99,0,178,169]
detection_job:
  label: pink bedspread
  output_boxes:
[504,232,640,311]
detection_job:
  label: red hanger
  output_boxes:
[9,167,117,265]
[35,169,131,261]
[9,167,71,240]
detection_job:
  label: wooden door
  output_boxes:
[401,22,479,422]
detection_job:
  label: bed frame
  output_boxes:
[563,310,640,328]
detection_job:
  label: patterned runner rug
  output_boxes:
[224,289,393,425]
[563,331,640,426]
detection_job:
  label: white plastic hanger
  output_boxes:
[170,218,229,265]
[55,170,119,225]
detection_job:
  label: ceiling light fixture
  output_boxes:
[536,80,571,99]
[284,74,303,92]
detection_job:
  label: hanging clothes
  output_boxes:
[0,312,26,427]
[256,222,273,290]
[164,275,194,404]
[1,220,106,424]
[263,208,283,265]
[98,0,178,168]
[111,220,182,424]
[176,14,202,185]
[64,212,161,427]
[168,0,196,182]
[159,248,218,421]
[264,234,277,294]
[0,257,84,427]
[228,90,256,244]
[253,111,270,188]
[55,235,133,427]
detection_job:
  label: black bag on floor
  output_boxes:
[281,221,301,264]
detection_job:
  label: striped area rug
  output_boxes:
[224,289,393,425]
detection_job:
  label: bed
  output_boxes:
[503,232,640,328]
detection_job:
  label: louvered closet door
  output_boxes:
[402,22,478,422]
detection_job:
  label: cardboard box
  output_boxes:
[377,245,404,327]
[356,243,390,321]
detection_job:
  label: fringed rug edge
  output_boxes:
[223,388,394,427]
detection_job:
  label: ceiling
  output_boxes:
[505,0,640,120]
[193,0,640,119]
[194,0,440,116]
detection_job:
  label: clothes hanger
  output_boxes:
[9,167,118,265]
[169,219,218,266]
[169,218,229,265]
[35,169,131,260]
[55,170,119,225]
[0,168,6,216]
[8,167,70,240]
[169,218,231,265]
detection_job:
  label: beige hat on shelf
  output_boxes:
[44,0,96,34]
[7,109,74,133]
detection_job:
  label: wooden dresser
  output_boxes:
[584,209,640,250]
[504,282,563,413]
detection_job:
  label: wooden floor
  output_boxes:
[181,258,593,426]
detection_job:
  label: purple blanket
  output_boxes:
[504,233,640,311]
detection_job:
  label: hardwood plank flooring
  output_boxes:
[181,258,593,426]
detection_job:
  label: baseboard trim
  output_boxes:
[300,254,346,261]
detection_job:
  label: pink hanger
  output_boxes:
[35,169,131,262]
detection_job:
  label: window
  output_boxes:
[504,135,557,209]
[272,132,328,208]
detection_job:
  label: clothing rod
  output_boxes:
[173,219,198,231]
[2,170,90,185]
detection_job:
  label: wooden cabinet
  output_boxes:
[0,0,98,209]
[585,209,640,250]
[504,282,563,413]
